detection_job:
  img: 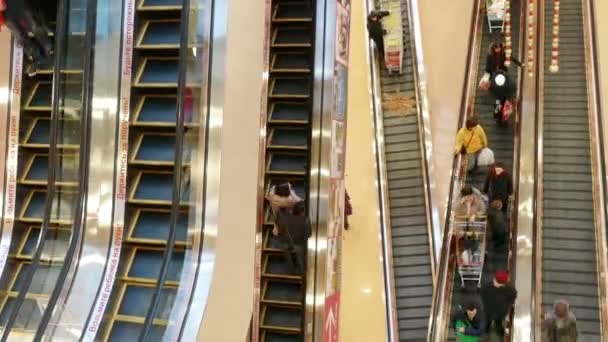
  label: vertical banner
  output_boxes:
[324,0,350,341]
[0,42,23,277]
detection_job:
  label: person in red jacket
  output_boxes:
[1,0,54,76]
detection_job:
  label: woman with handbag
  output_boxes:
[454,117,488,173]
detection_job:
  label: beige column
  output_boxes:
[195,0,265,340]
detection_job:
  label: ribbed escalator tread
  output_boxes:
[374,1,431,340]
[541,0,601,339]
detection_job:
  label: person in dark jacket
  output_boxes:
[367,11,388,61]
[481,270,517,336]
[484,162,513,212]
[453,303,485,342]
[485,42,523,75]
[489,71,517,122]
[344,190,352,230]
[1,0,54,76]
[276,201,312,275]
[488,199,508,253]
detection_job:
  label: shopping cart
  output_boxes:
[486,0,506,33]
[454,217,487,287]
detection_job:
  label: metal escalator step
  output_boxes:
[23,118,81,147]
[391,215,426,227]
[393,254,431,268]
[12,263,61,294]
[543,283,599,300]
[264,254,301,279]
[542,293,601,310]
[269,102,309,124]
[385,142,419,154]
[273,2,312,22]
[394,274,433,288]
[397,317,430,330]
[383,123,418,136]
[136,58,179,86]
[108,321,165,341]
[132,133,176,165]
[386,160,421,173]
[542,269,597,285]
[263,280,302,305]
[0,297,43,330]
[131,171,178,204]
[133,95,178,125]
[21,190,76,223]
[263,306,302,331]
[384,133,417,145]
[129,209,188,243]
[542,259,596,273]
[263,331,302,342]
[139,0,181,10]
[273,27,311,47]
[272,52,310,73]
[385,151,422,165]
[127,248,184,282]
[387,167,422,181]
[267,153,307,175]
[544,122,590,133]
[392,234,429,247]
[21,153,79,185]
[392,244,429,256]
[396,284,433,298]
[542,227,595,241]
[543,163,591,175]
[543,248,595,262]
[138,20,180,48]
[118,285,176,318]
[543,198,593,211]
[388,187,423,200]
[268,128,308,150]
[543,218,593,230]
[270,78,310,98]
[543,146,590,158]
[389,196,425,209]
[543,208,593,221]
[17,227,69,260]
[543,180,593,192]
[388,177,424,190]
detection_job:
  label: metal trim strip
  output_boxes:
[162,0,217,339]
[81,0,135,338]
[408,0,440,274]
[581,0,608,339]
[250,0,273,340]
[0,42,22,279]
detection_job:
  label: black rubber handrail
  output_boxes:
[139,0,192,338]
[0,0,70,339]
[32,0,97,338]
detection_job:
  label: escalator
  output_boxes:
[98,0,190,339]
[372,1,433,340]
[539,0,601,338]
[257,0,314,341]
[0,0,91,336]
[427,1,523,340]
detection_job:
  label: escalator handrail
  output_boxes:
[138,0,193,338]
[0,0,74,339]
[365,8,399,339]
[426,0,482,339]
[582,0,608,338]
[31,0,98,338]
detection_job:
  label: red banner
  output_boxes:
[324,293,340,342]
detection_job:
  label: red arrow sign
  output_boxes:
[324,294,340,342]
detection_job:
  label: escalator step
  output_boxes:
[138,20,180,48]
[11,263,61,295]
[264,254,301,279]
[0,297,43,330]
[21,190,76,223]
[272,53,310,73]
[133,133,176,164]
[134,96,177,125]
[23,118,81,147]
[273,2,313,22]
[267,154,307,175]
[272,27,311,47]
[270,78,310,98]
[136,58,179,86]
[131,171,190,204]
[108,321,165,342]
[263,280,302,305]
[126,248,184,282]
[129,209,188,243]
[21,154,79,185]
[269,102,309,124]
[25,82,52,109]
[139,0,182,10]
[268,128,307,150]
[18,227,70,260]
[262,331,303,342]
[263,306,302,331]
[117,285,176,319]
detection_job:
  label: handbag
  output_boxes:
[501,100,513,122]
[478,147,495,166]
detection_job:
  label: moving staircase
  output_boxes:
[0,0,90,334]
[446,1,521,338]
[373,1,433,340]
[258,1,314,341]
[540,0,601,338]
[99,0,191,339]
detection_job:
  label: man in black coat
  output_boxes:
[276,201,312,275]
[367,11,389,61]
[481,270,517,336]
[3,0,54,76]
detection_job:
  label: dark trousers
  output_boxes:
[371,35,384,61]
[283,244,305,276]
[485,314,505,335]
[4,0,53,63]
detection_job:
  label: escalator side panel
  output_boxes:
[541,0,601,339]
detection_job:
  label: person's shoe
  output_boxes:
[25,64,37,77]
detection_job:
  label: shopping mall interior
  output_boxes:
[0,0,606,341]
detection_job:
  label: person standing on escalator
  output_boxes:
[367,11,389,63]
[484,42,522,123]
[275,201,312,275]
[0,0,54,76]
